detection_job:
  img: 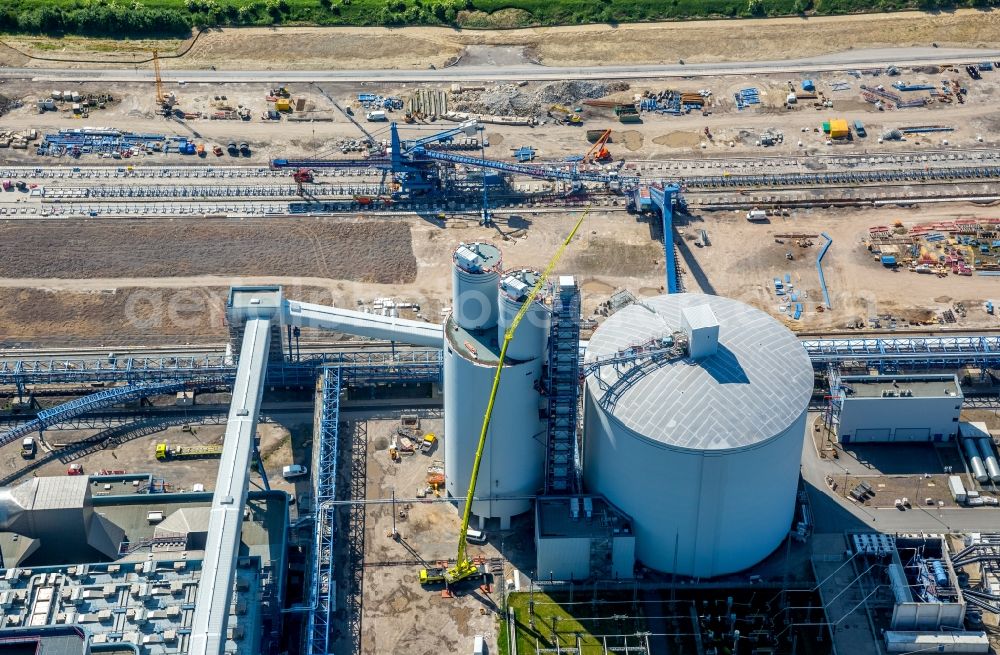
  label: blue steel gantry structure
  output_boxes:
[272,120,638,198]
[632,182,683,293]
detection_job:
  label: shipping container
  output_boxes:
[829,119,850,139]
[948,475,967,503]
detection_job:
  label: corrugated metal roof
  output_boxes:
[584,294,813,451]
[21,477,89,510]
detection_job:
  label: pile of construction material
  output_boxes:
[866,219,1000,277]
[36,128,195,158]
[37,90,115,115]
[638,89,710,115]
[451,80,629,118]
[0,129,37,149]
[0,94,22,117]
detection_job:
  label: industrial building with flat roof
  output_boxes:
[833,374,963,443]
[534,496,634,581]
[0,476,288,655]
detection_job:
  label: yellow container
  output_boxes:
[829,119,849,139]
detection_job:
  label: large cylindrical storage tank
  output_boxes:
[583,293,814,578]
[444,314,545,529]
[498,269,549,361]
[976,438,1000,483]
[963,438,989,483]
[452,242,503,331]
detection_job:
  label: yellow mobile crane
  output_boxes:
[420,207,590,587]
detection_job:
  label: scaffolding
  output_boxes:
[545,279,582,495]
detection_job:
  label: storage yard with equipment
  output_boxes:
[3,19,1000,655]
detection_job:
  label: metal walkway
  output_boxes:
[306,367,341,655]
[802,335,1000,370]
[544,279,582,494]
[0,350,442,390]
[682,164,1000,189]
[0,379,215,445]
[189,319,272,655]
[2,335,997,395]
[648,183,683,293]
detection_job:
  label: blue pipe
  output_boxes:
[817,232,833,309]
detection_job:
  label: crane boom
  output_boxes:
[583,129,612,163]
[153,49,164,105]
[442,206,591,585]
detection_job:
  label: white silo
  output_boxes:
[444,265,547,529]
[452,242,502,330]
[583,293,813,578]
[498,269,550,361]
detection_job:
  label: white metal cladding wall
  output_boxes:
[498,291,549,362]
[536,537,592,581]
[612,536,636,580]
[444,343,544,524]
[891,601,966,631]
[453,265,499,331]
[839,396,962,443]
[583,390,807,578]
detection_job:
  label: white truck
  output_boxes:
[746,209,768,222]
[20,438,36,459]
[366,110,387,122]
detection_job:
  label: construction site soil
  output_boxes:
[3,11,1000,70]
[1,207,999,346]
[0,218,415,282]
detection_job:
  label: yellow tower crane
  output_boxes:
[420,206,591,587]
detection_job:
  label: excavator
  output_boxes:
[419,206,591,588]
[583,128,613,163]
[548,104,582,125]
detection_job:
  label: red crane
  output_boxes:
[293,168,314,194]
[583,129,613,164]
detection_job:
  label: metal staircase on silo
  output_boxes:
[544,278,581,494]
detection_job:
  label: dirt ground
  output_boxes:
[357,417,512,655]
[680,205,1000,331]
[1,205,999,346]
[0,210,665,345]
[3,10,1000,70]
[0,218,416,281]
[0,401,312,497]
[1,67,999,167]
